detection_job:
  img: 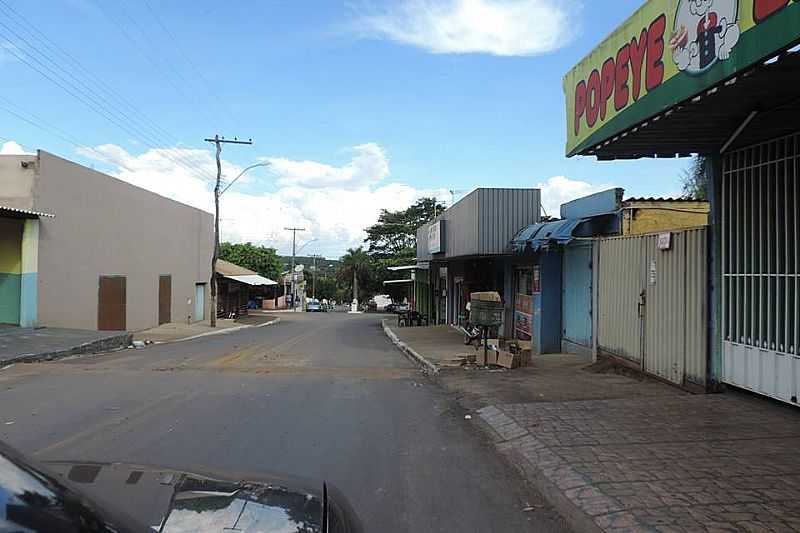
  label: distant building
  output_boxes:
[215,259,277,317]
[0,150,213,331]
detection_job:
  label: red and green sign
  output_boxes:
[565,0,800,156]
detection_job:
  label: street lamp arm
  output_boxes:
[220,162,271,196]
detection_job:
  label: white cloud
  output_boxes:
[0,141,31,155]
[77,142,448,258]
[353,0,579,56]
[536,175,611,218]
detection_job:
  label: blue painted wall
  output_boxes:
[562,244,593,347]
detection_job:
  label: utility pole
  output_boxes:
[284,227,305,311]
[310,254,322,299]
[204,134,252,327]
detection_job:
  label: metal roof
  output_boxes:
[223,274,277,286]
[383,279,414,285]
[510,218,586,254]
[0,205,55,219]
[624,197,702,203]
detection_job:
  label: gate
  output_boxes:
[721,133,800,405]
[597,228,707,388]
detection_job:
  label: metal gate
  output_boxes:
[562,243,593,349]
[597,229,707,388]
[722,132,800,405]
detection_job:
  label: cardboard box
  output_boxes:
[519,349,532,367]
[485,349,498,366]
[476,350,487,366]
[496,350,520,369]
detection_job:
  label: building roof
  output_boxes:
[216,259,277,285]
[216,259,256,277]
[624,197,705,203]
[0,205,55,219]
[510,218,586,254]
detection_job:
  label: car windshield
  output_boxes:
[1,2,798,533]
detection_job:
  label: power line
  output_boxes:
[141,0,241,129]
[92,0,227,130]
[0,6,214,180]
[0,0,180,149]
[0,25,213,181]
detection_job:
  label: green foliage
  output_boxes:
[363,197,445,259]
[218,242,282,281]
[680,155,708,200]
[336,247,373,302]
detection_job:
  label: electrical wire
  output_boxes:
[0,1,215,180]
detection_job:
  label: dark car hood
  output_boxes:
[41,460,363,533]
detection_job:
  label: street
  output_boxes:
[0,313,567,532]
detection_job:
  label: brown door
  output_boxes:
[159,275,171,325]
[98,276,126,331]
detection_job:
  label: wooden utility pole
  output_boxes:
[284,227,305,311]
[204,134,252,327]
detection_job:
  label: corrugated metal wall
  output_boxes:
[416,189,540,262]
[598,235,644,362]
[597,228,707,388]
[562,243,593,347]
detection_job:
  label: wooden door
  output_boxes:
[98,276,126,331]
[159,275,171,325]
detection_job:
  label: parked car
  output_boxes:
[0,438,365,532]
[307,298,322,312]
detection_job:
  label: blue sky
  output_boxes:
[0,0,690,257]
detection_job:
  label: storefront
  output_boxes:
[565,0,800,403]
[416,188,541,332]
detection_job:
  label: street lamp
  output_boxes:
[210,161,271,327]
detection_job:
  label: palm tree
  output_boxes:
[337,247,371,304]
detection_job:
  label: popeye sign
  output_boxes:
[671,0,741,73]
[564,0,800,156]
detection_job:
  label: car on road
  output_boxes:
[0,439,365,532]
[307,298,323,312]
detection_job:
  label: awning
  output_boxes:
[223,274,277,286]
[383,279,414,285]
[387,263,429,271]
[510,219,585,254]
[0,205,55,219]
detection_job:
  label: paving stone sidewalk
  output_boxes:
[478,395,800,533]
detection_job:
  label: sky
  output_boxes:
[0,0,690,258]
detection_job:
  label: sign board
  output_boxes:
[428,221,444,254]
[564,1,800,156]
[649,259,657,285]
[657,232,672,250]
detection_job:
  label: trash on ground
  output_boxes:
[464,414,472,420]
[4,421,15,425]
[132,340,146,349]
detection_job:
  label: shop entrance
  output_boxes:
[722,132,800,404]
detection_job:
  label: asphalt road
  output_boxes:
[0,313,568,532]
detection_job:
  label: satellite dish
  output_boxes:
[294,264,304,272]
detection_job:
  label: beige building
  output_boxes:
[621,197,709,236]
[0,150,213,331]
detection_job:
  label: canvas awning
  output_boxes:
[223,274,277,286]
[510,219,586,254]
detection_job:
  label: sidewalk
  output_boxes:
[133,312,279,344]
[383,323,800,533]
[0,326,131,365]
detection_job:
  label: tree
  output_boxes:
[218,242,282,281]
[363,197,445,260]
[337,247,372,303]
[680,155,708,200]
[361,197,445,301]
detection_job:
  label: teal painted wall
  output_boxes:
[0,273,20,325]
[19,272,37,327]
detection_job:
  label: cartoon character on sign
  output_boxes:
[670,0,740,73]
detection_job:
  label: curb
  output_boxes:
[2,332,133,365]
[158,317,281,344]
[381,319,438,374]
